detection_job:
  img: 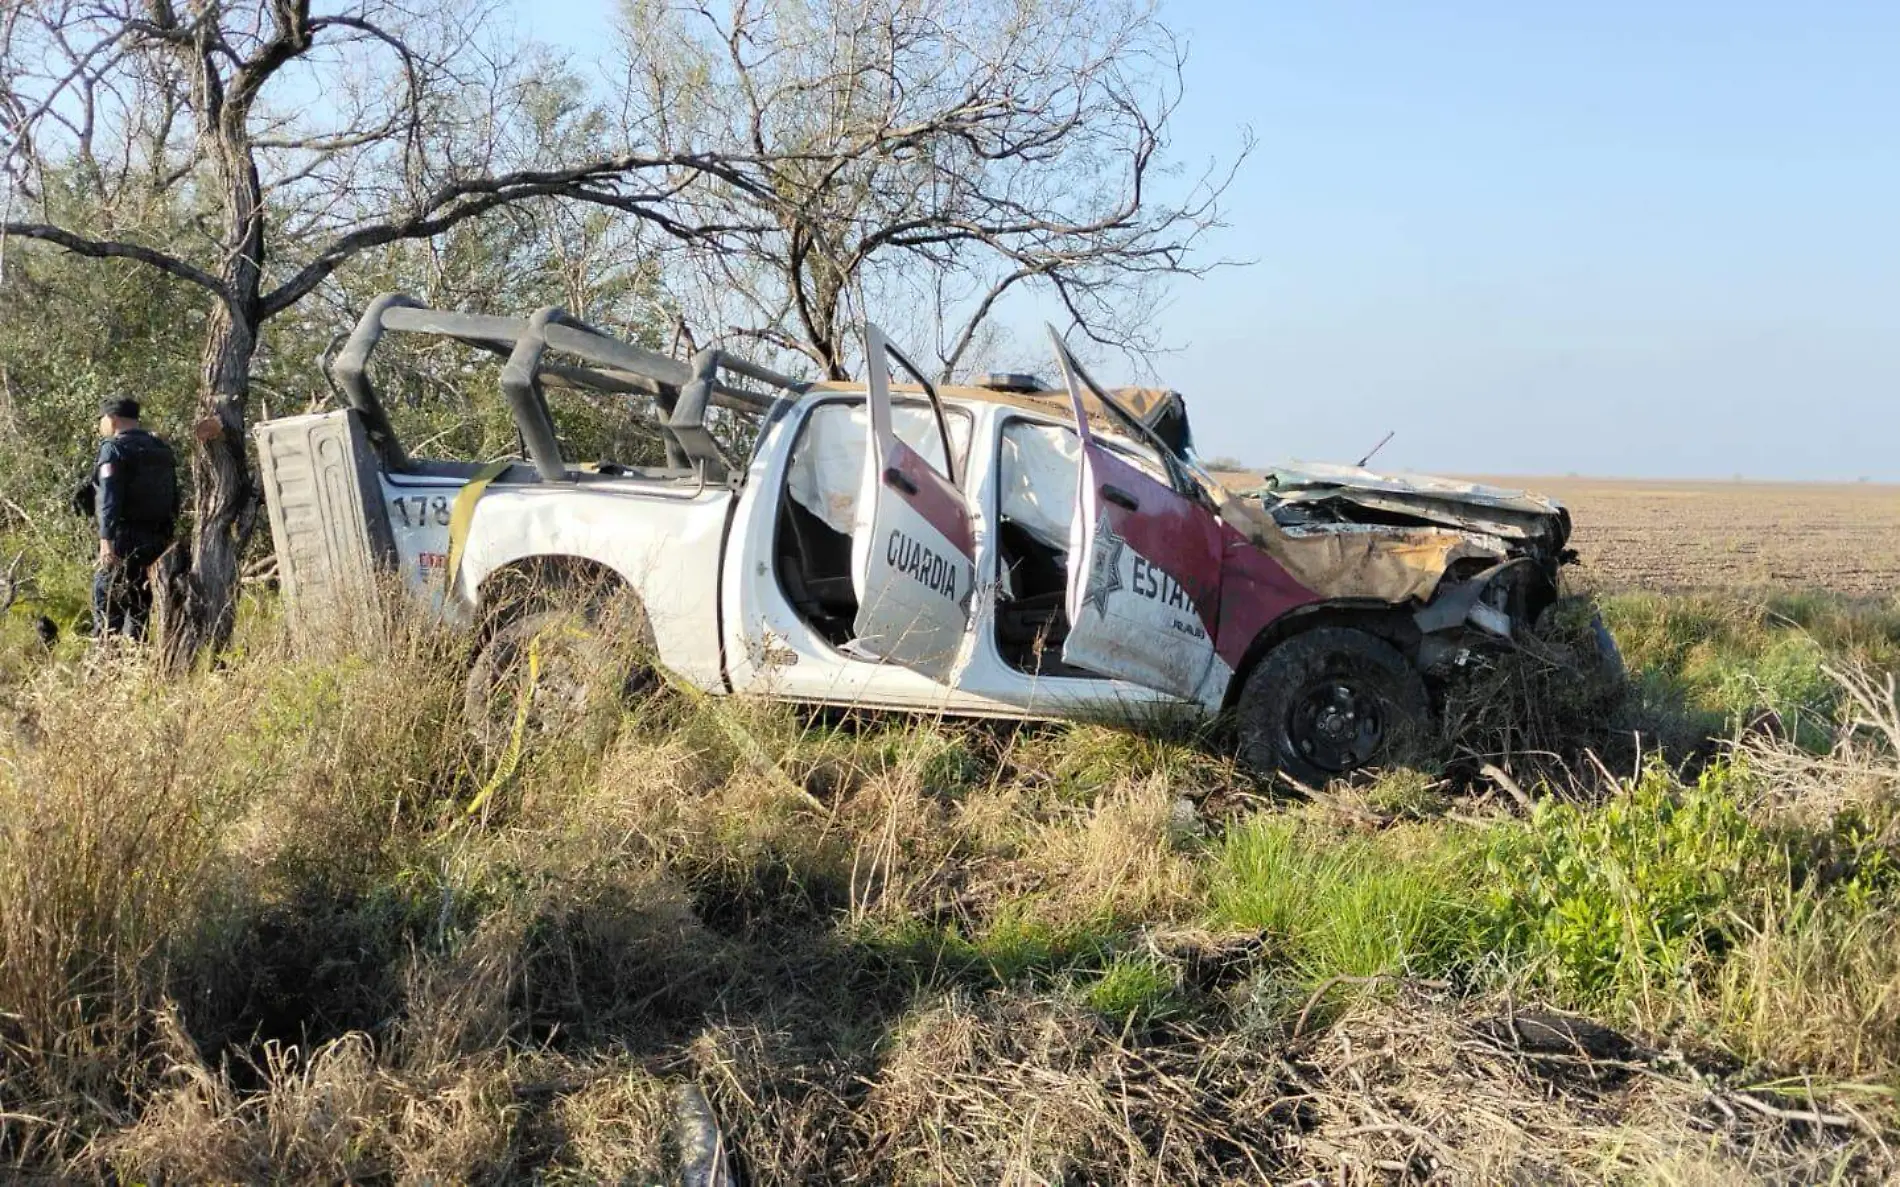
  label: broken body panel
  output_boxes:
[1232,462,1573,635]
[1050,332,1318,705]
[254,294,1576,753]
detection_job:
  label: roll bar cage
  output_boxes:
[329,293,809,483]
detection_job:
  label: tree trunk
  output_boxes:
[197,306,256,631]
[155,301,258,666]
[812,276,848,381]
[155,149,265,666]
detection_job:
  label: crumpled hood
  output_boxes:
[1249,462,1570,545]
[1258,462,1564,516]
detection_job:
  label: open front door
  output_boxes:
[1051,328,1229,701]
[849,324,977,680]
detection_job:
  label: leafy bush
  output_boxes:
[1476,761,1783,1009]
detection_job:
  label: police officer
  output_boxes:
[73,397,178,639]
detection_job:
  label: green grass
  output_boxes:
[859,910,1120,988]
[1,589,1897,1181]
[1206,816,1480,980]
[1474,761,1781,1012]
[1079,953,1183,1026]
[1601,590,1900,749]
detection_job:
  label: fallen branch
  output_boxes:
[1721,1087,1868,1134]
[1478,760,1535,813]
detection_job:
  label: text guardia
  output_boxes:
[887,530,959,601]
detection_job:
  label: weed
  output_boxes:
[1079,953,1183,1026]
[1362,767,1452,819]
[1476,761,1781,1012]
[1007,720,1234,805]
[857,907,1119,989]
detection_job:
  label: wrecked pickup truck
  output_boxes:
[254,295,1599,784]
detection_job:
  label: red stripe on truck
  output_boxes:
[1211,523,1321,669]
[1084,445,1224,632]
[1085,444,1320,672]
[884,437,975,561]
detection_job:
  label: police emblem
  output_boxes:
[1080,511,1126,617]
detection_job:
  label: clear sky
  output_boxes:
[517,1,1899,481]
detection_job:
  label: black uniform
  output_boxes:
[85,427,178,637]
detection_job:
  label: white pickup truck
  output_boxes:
[254,297,1593,783]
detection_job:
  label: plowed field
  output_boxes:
[1498,477,1900,596]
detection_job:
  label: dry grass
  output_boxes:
[2,589,1899,1182]
[1692,667,1900,1081]
[1278,983,1888,1184]
[856,991,1292,1182]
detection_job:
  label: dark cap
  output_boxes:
[100,396,141,420]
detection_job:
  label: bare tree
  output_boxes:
[0,0,762,655]
[617,0,1245,381]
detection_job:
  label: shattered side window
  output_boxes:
[786,400,971,534]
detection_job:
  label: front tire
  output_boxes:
[1236,627,1432,785]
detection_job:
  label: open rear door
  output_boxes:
[849,324,977,680]
[1051,328,1228,701]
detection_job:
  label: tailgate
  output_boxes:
[254,409,401,626]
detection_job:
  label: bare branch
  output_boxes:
[260,153,773,317]
[0,220,228,296]
[938,262,1044,380]
[617,0,1246,375]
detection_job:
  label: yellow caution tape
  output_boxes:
[463,624,546,820]
[464,618,590,820]
[443,458,516,598]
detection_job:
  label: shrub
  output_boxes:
[1476,761,1783,1011]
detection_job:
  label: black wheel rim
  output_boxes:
[1286,679,1388,773]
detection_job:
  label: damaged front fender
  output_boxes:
[1213,486,1513,605]
[1211,462,1572,617]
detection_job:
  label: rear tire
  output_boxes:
[463,592,658,758]
[1236,627,1432,786]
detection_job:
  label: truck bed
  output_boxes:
[255,408,716,627]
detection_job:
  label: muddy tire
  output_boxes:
[1236,627,1432,786]
[463,595,657,758]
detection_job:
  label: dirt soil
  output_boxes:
[1218,472,1900,597]
[1490,476,1900,596]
